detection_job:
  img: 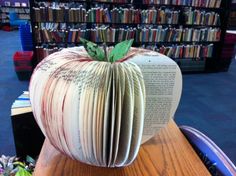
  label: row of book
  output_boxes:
[36,22,87,30]
[96,0,131,2]
[35,43,214,62]
[183,9,220,25]
[18,14,30,20]
[33,6,221,26]
[136,27,220,42]
[148,44,214,58]
[33,6,180,24]
[34,26,221,43]
[134,27,181,42]
[33,0,221,8]
[142,0,221,8]
[1,7,30,14]
[182,28,221,42]
[35,46,59,63]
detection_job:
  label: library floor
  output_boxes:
[0,30,236,164]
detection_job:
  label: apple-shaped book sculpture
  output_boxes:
[29,39,182,167]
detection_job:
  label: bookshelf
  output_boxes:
[29,0,231,72]
[0,5,30,25]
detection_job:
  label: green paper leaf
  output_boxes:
[15,167,32,176]
[109,39,134,62]
[80,37,105,61]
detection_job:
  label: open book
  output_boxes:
[29,47,182,167]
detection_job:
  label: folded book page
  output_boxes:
[29,47,182,167]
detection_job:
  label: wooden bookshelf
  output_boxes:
[29,0,231,72]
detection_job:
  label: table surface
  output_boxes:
[33,120,210,176]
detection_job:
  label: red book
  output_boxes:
[153,30,157,42]
[216,30,221,41]
[77,30,81,43]
[54,31,60,43]
[176,0,179,5]
[159,46,164,54]
[96,8,99,23]
[179,47,183,58]
[137,10,141,23]
[149,10,152,24]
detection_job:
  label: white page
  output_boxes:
[89,63,105,166]
[91,62,107,166]
[110,63,123,166]
[107,65,117,167]
[102,65,112,165]
[79,62,100,165]
[128,52,182,143]
[61,62,87,161]
[115,63,134,166]
[29,47,90,137]
[66,61,93,162]
[50,62,79,157]
[96,63,111,166]
[124,63,145,165]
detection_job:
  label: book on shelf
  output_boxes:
[35,42,214,62]
[33,3,221,25]
[29,0,229,72]
[182,28,221,42]
[33,5,180,24]
[183,8,220,26]
[32,0,220,7]
[96,0,132,3]
[35,46,60,63]
[143,0,222,8]
[143,44,214,59]
[34,25,221,43]
[143,0,171,5]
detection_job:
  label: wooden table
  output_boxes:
[33,120,210,176]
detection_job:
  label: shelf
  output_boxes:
[32,21,221,28]
[35,41,219,45]
[33,0,222,11]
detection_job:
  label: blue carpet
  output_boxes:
[0,30,29,156]
[175,60,236,164]
[0,30,235,165]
